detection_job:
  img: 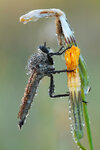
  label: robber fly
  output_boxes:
[18,43,73,129]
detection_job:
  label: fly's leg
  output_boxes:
[49,46,71,56]
[49,74,69,98]
[47,69,74,74]
[48,70,88,102]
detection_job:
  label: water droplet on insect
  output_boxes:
[35,93,37,96]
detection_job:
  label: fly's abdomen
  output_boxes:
[18,70,43,128]
[68,70,84,140]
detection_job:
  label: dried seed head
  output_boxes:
[20,8,76,46]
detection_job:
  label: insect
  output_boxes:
[18,43,73,128]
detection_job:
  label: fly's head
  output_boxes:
[39,42,54,66]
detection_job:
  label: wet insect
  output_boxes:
[18,43,73,128]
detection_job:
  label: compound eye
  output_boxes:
[39,45,43,50]
[39,45,49,54]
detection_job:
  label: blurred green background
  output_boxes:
[0,0,100,149]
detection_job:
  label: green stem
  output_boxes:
[77,140,86,150]
[82,90,94,150]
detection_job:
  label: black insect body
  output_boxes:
[18,43,72,128]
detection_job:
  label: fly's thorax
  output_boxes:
[27,50,54,75]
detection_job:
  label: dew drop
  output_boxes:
[69,116,72,120]
[70,130,73,134]
[83,122,85,127]
[78,147,82,150]
[70,124,72,127]
[35,93,38,96]
[73,137,77,144]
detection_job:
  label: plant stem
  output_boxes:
[77,140,86,150]
[82,90,94,150]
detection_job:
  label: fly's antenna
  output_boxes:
[44,41,46,47]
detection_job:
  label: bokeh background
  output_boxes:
[0,0,100,149]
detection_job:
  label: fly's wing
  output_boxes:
[18,69,42,128]
[69,91,84,140]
